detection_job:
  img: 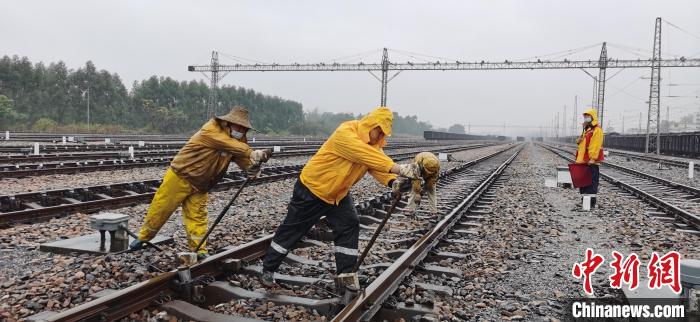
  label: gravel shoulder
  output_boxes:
[453,143,699,321]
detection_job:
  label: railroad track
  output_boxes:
[0,141,446,154]
[607,148,699,172]
[546,142,698,172]
[2,133,328,143]
[539,143,700,234]
[0,144,504,226]
[0,142,318,154]
[0,142,452,165]
[37,144,522,322]
[0,143,472,178]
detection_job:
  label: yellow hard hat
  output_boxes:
[418,153,440,176]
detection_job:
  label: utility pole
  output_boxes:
[380,48,389,106]
[563,105,567,137]
[639,112,642,134]
[592,76,598,108]
[597,42,608,128]
[622,113,625,134]
[573,95,578,136]
[555,112,559,139]
[666,105,670,133]
[645,17,662,154]
[86,87,90,133]
[207,51,220,120]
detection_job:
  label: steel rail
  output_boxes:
[539,143,700,230]
[42,144,517,322]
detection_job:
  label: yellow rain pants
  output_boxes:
[137,168,209,254]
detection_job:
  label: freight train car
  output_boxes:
[605,131,700,158]
[546,132,700,158]
[423,131,493,141]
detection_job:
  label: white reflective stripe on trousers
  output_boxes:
[334,245,358,256]
[270,241,288,254]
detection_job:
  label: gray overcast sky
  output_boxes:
[2,0,699,136]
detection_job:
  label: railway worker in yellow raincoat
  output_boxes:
[130,106,271,258]
[260,107,422,287]
[575,108,604,209]
[406,152,440,215]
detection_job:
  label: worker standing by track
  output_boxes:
[405,152,440,215]
[129,106,272,259]
[259,107,422,287]
[575,108,604,209]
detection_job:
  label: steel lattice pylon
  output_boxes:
[380,48,389,107]
[645,18,662,154]
[207,51,220,120]
[596,42,607,128]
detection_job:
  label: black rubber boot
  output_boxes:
[591,197,597,209]
[261,270,276,288]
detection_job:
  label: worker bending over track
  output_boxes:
[575,108,604,209]
[260,107,422,287]
[405,152,440,215]
[130,106,271,259]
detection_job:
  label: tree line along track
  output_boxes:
[0,143,506,226]
[538,143,700,234]
[37,144,522,322]
[0,142,476,178]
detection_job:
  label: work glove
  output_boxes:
[390,177,412,198]
[250,149,272,164]
[247,148,272,179]
[397,162,421,179]
[246,163,261,179]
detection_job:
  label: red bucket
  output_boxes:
[568,163,592,188]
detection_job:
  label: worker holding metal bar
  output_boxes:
[405,152,440,215]
[130,106,271,259]
[260,107,420,287]
[575,108,605,209]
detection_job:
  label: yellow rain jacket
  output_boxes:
[171,119,254,192]
[300,107,398,205]
[138,118,253,254]
[575,108,605,164]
